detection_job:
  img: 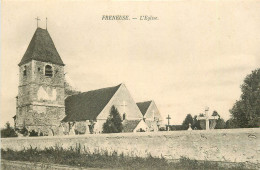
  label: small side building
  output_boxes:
[122,120,149,133]
[137,100,163,132]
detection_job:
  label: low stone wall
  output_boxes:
[1,128,259,164]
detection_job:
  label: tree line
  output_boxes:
[169,68,260,130]
[168,111,226,131]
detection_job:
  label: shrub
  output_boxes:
[29,130,38,136]
[1,122,17,138]
[20,127,29,136]
[159,127,166,131]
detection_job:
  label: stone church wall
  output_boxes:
[17,60,65,107]
[17,85,32,106]
[16,60,65,135]
[31,60,65,87]
[30,60,65,106]
[16,105,65,135]
[19,62,33,87]
[1,128,259,164]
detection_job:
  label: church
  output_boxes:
[14,27,163,136]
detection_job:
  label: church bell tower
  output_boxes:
[16,27,66,135]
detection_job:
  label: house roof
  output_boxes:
[122,120,141,132]
[19,28,65,66]
[136,101,152,116]
[62,84,121,122]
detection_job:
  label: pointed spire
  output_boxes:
[19,28,65,66]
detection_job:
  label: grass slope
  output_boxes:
[1,145,250,170]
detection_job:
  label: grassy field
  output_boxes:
[1,145,251,170]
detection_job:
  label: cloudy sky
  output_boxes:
[1,0,260,127]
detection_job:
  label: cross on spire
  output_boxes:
[35,17,40,28]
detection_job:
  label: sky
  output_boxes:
[1,0,260,127]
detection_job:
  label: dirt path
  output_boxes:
[1,159,112,170]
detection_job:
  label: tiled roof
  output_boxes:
[19,28,64,66]
[136,101,152,116]
[62,84,121,122]
[122,120,141,132]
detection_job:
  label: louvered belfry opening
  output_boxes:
[45,65,53,77]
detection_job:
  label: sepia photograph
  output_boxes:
[1,0,259,169]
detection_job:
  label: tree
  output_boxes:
[1,122,17,138]
[211,111,225,129]
[225,119,235,129]
[192,116,201,130]
[103,106,123,133]
[182,114,193,130]
[230,69,260,128]
[215,118,226,129]
[199,113,204,117]
[212,110,219,117]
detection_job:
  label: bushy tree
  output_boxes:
[64,81,81,97]
[210,111,225,129]
[199,113,204,117]
[215,118,226,129]
[230,69,260,128]
[192,116,201,130]
[103,106,123,133]
[212,110,219,117]
[225,119,235,129]
[182,114,193,130]
[1,122,17,138]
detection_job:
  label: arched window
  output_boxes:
[23,66,27,76]
[45,65,53,77]
[123,113,126,120]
